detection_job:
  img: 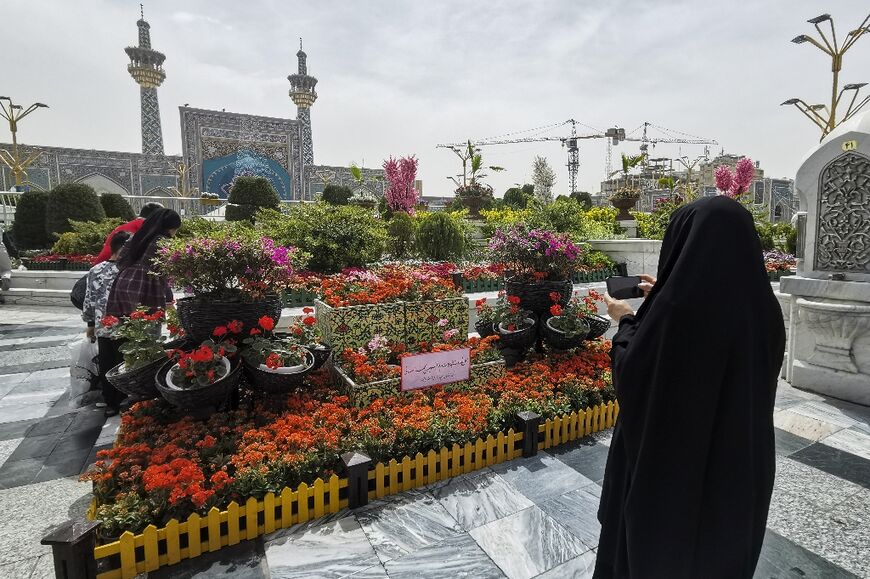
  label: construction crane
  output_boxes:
[437,121,717,195]
[609,122,718,177]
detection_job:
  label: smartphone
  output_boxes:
[606,276,645,300]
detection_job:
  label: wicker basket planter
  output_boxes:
[335,359,506,406]
[505,278,572,316]
[155,357,242,410]
[542,316,590,351]
[305,343,332,371]
[585,314,611,340]
[243,350,315,394]
[475,318,496,338]
[106,356,168,400]
[177,295,282,343]
[496,318,537,350]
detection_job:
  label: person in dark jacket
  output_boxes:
[106,208,181,318]
[94,202,164,264]
[595,196,785,578]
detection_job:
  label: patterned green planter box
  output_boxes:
[283,289,317,308]
[335,359,505,406]
[462,278,504,293]
[314,299,406,352]
[405,297,470,344]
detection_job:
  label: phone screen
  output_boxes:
[606,276,644,300]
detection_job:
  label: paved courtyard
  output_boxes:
[0,303,868,578]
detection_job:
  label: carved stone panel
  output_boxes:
[815,152,870,272]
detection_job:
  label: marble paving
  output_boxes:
[0,303,868,578]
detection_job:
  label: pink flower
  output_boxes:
[437,318,449,327]
[383,155,419,214]
[714,165,733,194]
[731,157,755,197]
[443,328,459,341]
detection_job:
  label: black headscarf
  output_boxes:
[118,208,181,270]
[594,196,785,578]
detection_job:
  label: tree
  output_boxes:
[531,156,556,204]
[570,190,593,210]
[45,183,106,239]
[225,176,280,222]
[503,184,534,209]
[321,184,352,205]
[382,155,419,214]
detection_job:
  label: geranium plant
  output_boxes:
[242,315,309,370]
[339,335,407,383]
[475,297,496,326]
[286,308,321,345]
[168,324,239,389]
[383,155,419,214]
[155,230,305,302]
[548,290,603,338]
[488,224,583,281]
[101,308,167,371]
[491,293,533,332]
[319,265,461,307]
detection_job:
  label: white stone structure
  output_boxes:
[588,239,662,277]
[781,111,870,405]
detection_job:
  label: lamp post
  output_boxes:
[0,97,49,189]
[781,12,870,139]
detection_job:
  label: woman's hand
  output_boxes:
[604,294,634,322]
[638,273,656,297]
[85,327,96,343]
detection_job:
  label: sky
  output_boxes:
[5,0,870,197]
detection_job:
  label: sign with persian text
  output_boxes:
[400,348,470,391]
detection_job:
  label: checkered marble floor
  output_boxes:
[0,304,867,579]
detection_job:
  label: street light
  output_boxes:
[0,97,49,188]
[783,11,870,138]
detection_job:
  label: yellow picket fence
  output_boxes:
[91,402,617,579]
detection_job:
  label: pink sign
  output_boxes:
[401,348,471,391]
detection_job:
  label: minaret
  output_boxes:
[125,5,166,155]
[288,39,318,165]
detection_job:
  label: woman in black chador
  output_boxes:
[595,196,785,578]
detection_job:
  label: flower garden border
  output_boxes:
[54,401,618,579]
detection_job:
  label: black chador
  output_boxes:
[594,196,786,578]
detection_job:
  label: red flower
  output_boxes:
[101,315,119,328]
[213,326,228,337]
[258,316,275,332]
[227,320,244,334]
[507,295,521,305]
[549,292,561,303]
[507,323,517,331]
[265,352,283,369]
[249,328,262,336]
[302,307,314,314]
[302,316,316,326]
[550,304,563,316]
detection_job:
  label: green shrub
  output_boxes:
[51,218,124,255]
[11,191,50,249]
[321,184,352,206]
[583,249,615,270]
[225,177,280,222]
[256,203,386,273]
[416,212,465,261]
[176,217,251,239]
[45,183,106,239]
[503,185,533,209]
[786,226,797,255]
[571,191,593,210]
[100,193,135,221]
[387,212,416,258]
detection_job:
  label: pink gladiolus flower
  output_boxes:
[731,157,755,197]
[714,165,733,194]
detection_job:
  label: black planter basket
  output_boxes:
[155,357,242,410]
[475,318,496,338]
[305,344,332,371]
[542,317,589,351]
[243,350,315,394]
[504,278,573,316]
[496,319,537,350]
[585,314,611,340]
[176,295,283,343]
[106,355,168,399]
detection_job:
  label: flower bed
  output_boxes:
[22,253,96,270]
[82,342,613,538]
[764,250,796,281]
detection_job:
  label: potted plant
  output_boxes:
[491,293,536,350]
[452,141,503,219]
[289,307,332,370]
[489,224,582,316]
[474,297,497,338]
[241,315,315,392]
[199,192,221,206]
[156,324,242,409]
[104,308,171,399]
[609,153,645,220]
[542,291,604,350]
[155,231,303,342]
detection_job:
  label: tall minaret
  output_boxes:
[288,39,318,166]
[125,5,166,155]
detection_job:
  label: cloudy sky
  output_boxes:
[6,0,870,196]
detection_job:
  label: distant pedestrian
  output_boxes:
[106,208,180,318]
[94,201,164,264]
[82,230,131,415]
[596,196,785,578]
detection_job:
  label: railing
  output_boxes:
[0,191,308,224]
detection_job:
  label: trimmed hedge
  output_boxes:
[321,184,352,206]
[386,211,416,258]
[45,183,106,239]
[100,193,135,221]
[11,191,50,249]
[416,212,465,261]
[225,177,280,222]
